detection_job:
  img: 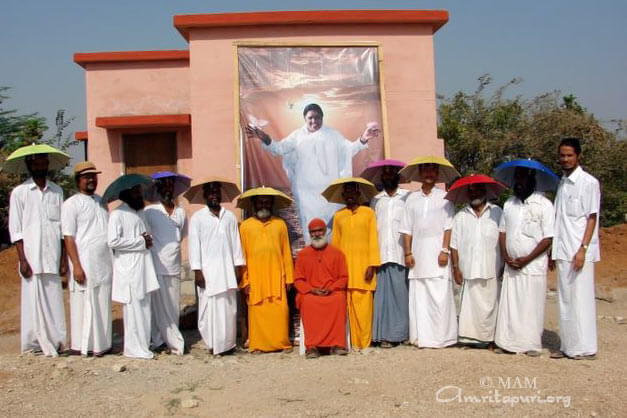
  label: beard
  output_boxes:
[382,177,399,191]
[29,169,48,179]
[514,183,533,201]
[311,235,328,249]
[256,208,271,220]
[206,199,221,210]
[470,197,486,208]
[127,197,145,211]
[160,191,174,205]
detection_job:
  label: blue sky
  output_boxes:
[2,0,626,155]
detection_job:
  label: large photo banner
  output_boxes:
[238,46,386,250]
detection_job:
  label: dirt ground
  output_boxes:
[0,225,625,416]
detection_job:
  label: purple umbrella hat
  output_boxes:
[359,159,407,186]
[145,171,191,202]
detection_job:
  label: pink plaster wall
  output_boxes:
[83,61,190,193]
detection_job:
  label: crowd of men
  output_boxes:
[8,136,600,361]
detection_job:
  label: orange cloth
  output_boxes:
[239,216,294,352]
[331,206,381,291]
[347,289,374,348]
[294,244,348,349]
[331,206,380,349]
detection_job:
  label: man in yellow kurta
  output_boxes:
[239,194,294,352]
[331,182,381,349]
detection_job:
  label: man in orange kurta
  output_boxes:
[331,183,381,349]
[294,218,349,358]
[239,195,294,352]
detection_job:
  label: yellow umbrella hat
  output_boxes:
[399,155,460,184]
[321,177,377,204]
[184,176,241,204]
[236,186,293,212]
[1,143,70,174]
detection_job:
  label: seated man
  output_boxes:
[294,218,349,358]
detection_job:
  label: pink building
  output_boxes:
[74,10,448,202]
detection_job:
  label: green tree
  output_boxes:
[438,76,627,226]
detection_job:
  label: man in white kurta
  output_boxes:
[451,185,503,347]
[551,138,600,359]
[495,167,554,355]
[371,165,409,346]
[108,185,160,359]
[62,162,113,356]
[9,153,67,356]
[399,164,457,348]
[189,182,245,355]
[144,176,186,355]
[247,103,376,242]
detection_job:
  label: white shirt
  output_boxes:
[450,203,503,280]
[500,192,554,275]
[188,206,245,297]
[399,187,454,279]
[9,178,63,274]
[107,203,159,303]
[552,166,601,262]
[143,203,186,275]
[62,193,113,290]
[371,188,409,265]
[264,124,367,243]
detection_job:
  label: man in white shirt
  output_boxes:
[189,181,245,355]
[371,164,409,347]
[62,162,113,356]
[451,183,503,348]
[551,138,600,360]
[144,175,186,355]
[399,163,457,348]
[246,103,378,243]
[9,153,67,356]
[495,167,554,356]
[108,184,159,359]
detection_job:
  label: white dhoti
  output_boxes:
[21,273,66,357]
[70,284,112,355]
[198,288,237,355]
[150,274,184,355]
[408,276,457,348]
[458,278,500,345]
[122,294,154,359]
[495,269,545,353]
[557,260,597,357]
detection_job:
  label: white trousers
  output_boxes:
[70,284,112,355]
[21,273,66,357]
[123,293,154,359]
[408,276,457,348]
[458,278,500,344]
[198,288,237,355]
[495,269,546,353]
[151,274,184,355]
[557,260,597,357]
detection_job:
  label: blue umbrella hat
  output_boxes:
[102,173,153,203]
[145,171,191,202]
[493,159,560,192]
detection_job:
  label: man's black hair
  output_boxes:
[303,103,323,118]
[559,137,582,155]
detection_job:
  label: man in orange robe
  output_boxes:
[294,218,349,358]
[239,195,294,353]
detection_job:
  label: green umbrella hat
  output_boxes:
[1,143,70,174]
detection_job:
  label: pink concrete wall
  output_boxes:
[83,61,190,193]
[187,24,443,190]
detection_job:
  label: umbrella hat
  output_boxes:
[102,173,153,203]
[321,177,377,204]
[359,159,407,185]
[184,177,241,204]
[144,171,191,202]
[493,159,560,192]
[236,186,293,212]
[1,143,70,174]
[399,155,460,184]
[444,174,507,204]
